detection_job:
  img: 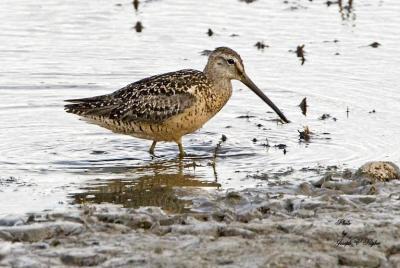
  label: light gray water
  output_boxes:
[1,0,399,214]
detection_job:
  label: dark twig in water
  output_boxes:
[369,42,381,48]
[319,113,331,120]
[359,42,381,48]
[133,0,139,11]
[221,134,227,142]
[296,45,306,65]
[254,41,268,50]
[299,97,307,116]
[211,135,226,181]
[239,0,257,3]
[298,126,311,141]
[262,138,270,148]
[134,21,143,32]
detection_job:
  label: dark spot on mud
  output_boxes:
[299,97,307,116]
[254,41,268,50]
[207,28,214,37]
[134,21,143,32]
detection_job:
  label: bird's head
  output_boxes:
[205,47,290,123]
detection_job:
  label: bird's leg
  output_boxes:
[149,141,157,155]
[176,139,186,158]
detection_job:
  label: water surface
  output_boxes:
[1,0,400,214]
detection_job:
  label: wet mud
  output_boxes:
[1,162,400,267]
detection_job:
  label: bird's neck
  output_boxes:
[203,67,232,93]
[202,68,232,116]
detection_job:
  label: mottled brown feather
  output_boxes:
[65,69,210,123]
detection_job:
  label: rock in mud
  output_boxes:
[0,222,84,242]
[354,161,400,182]
[338,249,385,267]
[0,215,26,226]
[60,250,107,266]
[8,256,41,268]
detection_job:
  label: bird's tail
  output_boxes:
[64,94,117,116]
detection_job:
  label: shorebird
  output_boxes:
[65,47,289,157]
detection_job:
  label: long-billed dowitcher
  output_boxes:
[65,47,289,157]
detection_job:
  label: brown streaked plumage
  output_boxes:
[65,47,289,157]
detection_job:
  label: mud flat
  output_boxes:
[1,162,400,267]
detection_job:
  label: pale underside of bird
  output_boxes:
[65,47,289,157]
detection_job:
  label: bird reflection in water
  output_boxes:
[71,160,221,213]
[327,0,356,24]
[339,0,356,23]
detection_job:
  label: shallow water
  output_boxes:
[1,0,400,215]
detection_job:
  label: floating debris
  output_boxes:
[296,45,306,65]
[369,109,376,114]
[323,39,339,43]
[207,28,214,37]
[299,97,307,116]
[274,144,287,150]
[230,33,239,37]
[369,42,381,48]
[252,138,257,143]
[221,134,227,142]
[237,114,256,119]
[134,21,143,32]
[115,3,122,7]
[298,126,311,141]
[346,106,350,118]
[325,0,338,7]
[239,0,257,3]
[319,113,331,120]
[254,41,268,50]
[133,0,139,11]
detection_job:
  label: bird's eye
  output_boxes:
[227,59,235,65]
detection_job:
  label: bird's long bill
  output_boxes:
[241,74,290,123]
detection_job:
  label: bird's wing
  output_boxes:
[65,69,208,123]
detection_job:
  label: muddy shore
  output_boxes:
[1,162,400,267]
